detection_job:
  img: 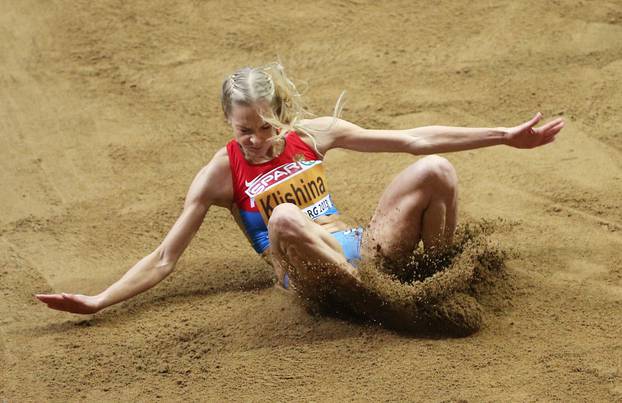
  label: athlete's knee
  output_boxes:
[416,155,458,191]
[268,203,307,241]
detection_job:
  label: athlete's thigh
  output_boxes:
[361,161,431,260]
[270,204,368,297]
[269,203,345,263]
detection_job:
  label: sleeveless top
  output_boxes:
[226,131,339,254]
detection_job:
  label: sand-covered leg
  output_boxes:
[363,155,458,272]
[268,203,360,295]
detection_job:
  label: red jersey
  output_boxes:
[226,131,339,253]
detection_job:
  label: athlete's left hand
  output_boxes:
[504,112,565,149]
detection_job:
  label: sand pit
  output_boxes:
[2,0,622,401]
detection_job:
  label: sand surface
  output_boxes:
[2,0,622,401]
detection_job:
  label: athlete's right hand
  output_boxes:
[35,293,103,314]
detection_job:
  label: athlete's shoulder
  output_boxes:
[212,146,230,163]
[201,147,230,174]
[188,147,233,208]
[300,117,360,132]
[298,117,362,154]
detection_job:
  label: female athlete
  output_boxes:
[35,62,564,314]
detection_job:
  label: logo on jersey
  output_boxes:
[245,160,319,199]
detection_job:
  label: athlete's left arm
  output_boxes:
[310,113,564,155]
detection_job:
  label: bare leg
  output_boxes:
[268,203,359,292]
[363,155,458,269]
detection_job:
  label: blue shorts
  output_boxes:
[282,227,364,289]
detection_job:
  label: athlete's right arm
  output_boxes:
[35,150,232,314]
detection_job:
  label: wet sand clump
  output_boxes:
[295,222,509,337]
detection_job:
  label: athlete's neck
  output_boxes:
[243,136,285,164]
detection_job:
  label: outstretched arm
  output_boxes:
[307,113,564,155]
[35,151,231,314]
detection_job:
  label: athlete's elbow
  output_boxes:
[153,246,178,276]
[406,138,427,155]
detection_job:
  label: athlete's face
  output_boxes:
[229,102,276,161]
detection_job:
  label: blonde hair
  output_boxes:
[220,62,345,157]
